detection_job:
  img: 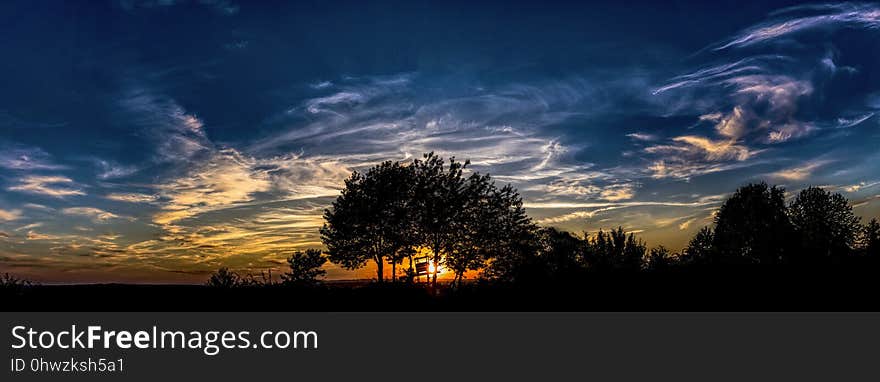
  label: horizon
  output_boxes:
[2,0,880,284]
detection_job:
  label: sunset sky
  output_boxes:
[1,1,879,283]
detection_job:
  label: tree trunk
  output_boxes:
[391,260,396,283]
[431,246,440,289]
[375,257,384,283]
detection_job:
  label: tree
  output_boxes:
[281,249,328,287]
[646,246,675,271]
[860,218,880,258]
[410,152,473,288]
[537,227,584,277]
[477,185,542,284]
[0,273,33,298]
[321,161,415,283]
[681,226,714,265]
[788,187,861,263]
[621,230,647,271]
[712,183,793,265]
[584,227,645,271]
[442,171,494,286]
[206,267,241,288]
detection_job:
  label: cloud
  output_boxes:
[535,179,637,202]
[715,3,880,50]
[62,207,127,222]
[626,133,658,141]
[154,149,272,225]
[714,106,750,139]
[670,136,754,161]
[536,208,620,225]
[0,209,22,222]
[119,87,212,163]
[0,145,66,170]
[769,160,831,181]
[643,135,757,179]
[310,81,333,89]
[531,197,721,225]
[23,203,54,211]
[95,160,139,179]
[14,222,43,231]
[27,230,61,241]
[7,175,85,197]
[843,180,880,193]
[106,192,159,203]
[678,218,697,231]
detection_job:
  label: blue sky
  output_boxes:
[1,1,879,282]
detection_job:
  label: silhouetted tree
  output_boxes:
[537,227,584,277]
[321,161,415,283]
[861,218,880,259]
[0,273,33,297]
[681,226,714,265]
[478,186,542,284]
[281,249,327,287]
[206,267,241,288]
[410,153,477,288]
[712,183,793,265]
[646,246,675,271]
[788,187,861,264]
[622,230,647,271]
[584,227,645,271]
[444,171,495,286]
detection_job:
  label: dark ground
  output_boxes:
[3,267,879,311]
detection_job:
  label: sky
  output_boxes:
[1,0,879,283]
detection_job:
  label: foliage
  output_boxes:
[316,155,878,287]
[583,227,646,272]
[320,160,415,283]
[206,267,241,288]
[0,273,34,297]
[861,218,880,258]
[788,187,862,263]
[322,152,538,287]
[712,182,793,265]
[681,226,714,265]
[646,246,675,271]
[281,249,328,287]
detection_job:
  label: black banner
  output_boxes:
[2,313,878,381]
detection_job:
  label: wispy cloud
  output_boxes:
[106,192,159,203]
[118,87,213,163]
[626,133,658,141]
[94,159,139,180]
[678,218,697,231]
[843,180,880,193]
[0,209,22,222]
[154,149,272,225]
[7,175,85,198]
[0,145,66,170]
[62,207,129,222]
[715,3,880,50]
[769,160,831,181]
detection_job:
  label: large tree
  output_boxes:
[712,183,794,265]
[681,226,714,265]
[409,153,473,288]
[320,161,414,283]
[474,184,541,284]
[788,187,861,263]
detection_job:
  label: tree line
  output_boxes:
[206,152,880,288]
